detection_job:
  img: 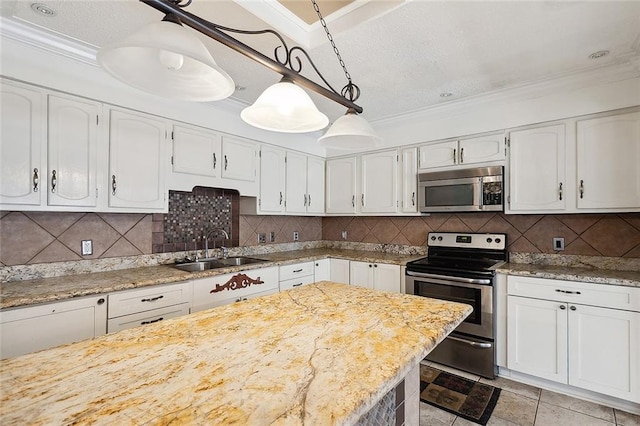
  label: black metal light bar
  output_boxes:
[140,0,364,113]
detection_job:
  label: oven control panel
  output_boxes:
[427,232,506,250]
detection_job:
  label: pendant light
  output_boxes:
[240,76,329,133]
[97,15,235,102]
[318,108,381,150]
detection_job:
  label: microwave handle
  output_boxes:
[477,177,485,209]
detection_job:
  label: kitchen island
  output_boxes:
[0,281,471,425]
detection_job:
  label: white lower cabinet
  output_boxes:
[0,295,107,359]
[191,266,279,313]
[507,275,640,402]
[107,282,191,333]
[279,262,315,290]
[350,261,401,292]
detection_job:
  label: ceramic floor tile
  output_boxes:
[452,416,477,426]
[486,417,521,426]
[534,402,615,426]
[419,401,457,426]
[539,389,615,423]
[615,409,640,426]
[490,390,538,426]
[480,376,541,400]
[429,362,482,382]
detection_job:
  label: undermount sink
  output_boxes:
[173,257,267,272]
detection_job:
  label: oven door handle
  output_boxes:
[406,271,492,285]
[447,335,493,349]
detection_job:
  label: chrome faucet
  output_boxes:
[204,228,230,259]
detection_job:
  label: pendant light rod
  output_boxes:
[139,0,364,114]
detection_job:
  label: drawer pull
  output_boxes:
[141,295,164,302]
[235,297,248,302]
[292,283,303,287]
[555,289,581,295]
[559,305,566,310]
[293,269,303,273]
[141,317,163,325]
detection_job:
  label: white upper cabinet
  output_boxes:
[508,124,566,212]
[305,156,325,214]
[171,124,220,178]
[576,111,640,210]
[259,145,286,213]
[47,94,100,208]
[285,152,325,215]
[0,80,46,206]
[221,135,258,183]
[108,108,168,212]
[361,149,398,213]
[400,147,418,213]
[325,156,357,214]
[419,134,505,170]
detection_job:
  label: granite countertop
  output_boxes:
[0,282,472,425]
[495,263,640,288]
[0,248,424,310]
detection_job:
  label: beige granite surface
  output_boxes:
[0,282,472,425]
[495,263,640,288]
[0,249,425,309]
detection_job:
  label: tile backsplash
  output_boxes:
[322,213,640,258]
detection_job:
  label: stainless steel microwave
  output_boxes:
[418,166,503,213]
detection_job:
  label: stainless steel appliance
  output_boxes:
[405,232,508,379]
[418,166,503,213]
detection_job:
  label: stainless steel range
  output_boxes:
[405,232,508,379]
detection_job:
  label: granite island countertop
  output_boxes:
[0,248,425,309]
[0,281,472,425]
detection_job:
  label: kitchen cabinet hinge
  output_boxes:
[95,188,98,198]
[258,198,261,207]
[507,195,511,205]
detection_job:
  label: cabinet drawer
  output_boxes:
[192,288,278,313]
[507,276,640,312]
[108,282,191,318]
[107,303,190,333]
[279,275,315,291]
[192,267,279,311]
[279,262,314,281]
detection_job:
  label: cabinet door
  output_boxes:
[47,95,100,208]
[306,156,325,214]
[568,305,639,402]
[507,296,568,383]
[0,295,107,359]
[400,147,418,213]
[314,258,330,281]
[459,134,505,165]
[330,259,350,284]
[350,261,373,289]
[325,157,357,214]
[418,141,457,169]
[508,125,566,212]
[0,81,45,206]
[221,135,257,182]
[259,146,286,213]
[172,124,220,178]
[373,263,401,293]
[285,151,308,214]
[577,111,640,210]
[361,150,398,213]
[108,109,167,211]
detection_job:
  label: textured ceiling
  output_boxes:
[2,0,639,125]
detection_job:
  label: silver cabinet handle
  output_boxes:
[279,191,283,205]
[141,317,163,325]
[570,306,577,311]
[224,155,228,170]
[361,194,364,207]
[352,195,355,207]
[579,180,584,199]
[33,168,39,192]
[50,170,57,193]
[111,175,117,195]
[559,182,563,201]
[559,305,566,310]
[412,191,415,206]
[460,147,464,163]
[213,153,217,169]
[446,335,492,349]
[453,148,457,164]
[555,289,581,295]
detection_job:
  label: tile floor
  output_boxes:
[419,361,640,426]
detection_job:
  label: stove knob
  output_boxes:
[437,236,443,241]
[486,237,493,243]
[495,238,501,244]
[431,236,436,241]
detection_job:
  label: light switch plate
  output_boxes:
[81,240,93,256]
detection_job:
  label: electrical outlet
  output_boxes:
[553,237,565,251]
[81,240,93,256]
[258,233,266,243]
[341,231,348,240]
[269,231,275,242]
[293,231,299,241]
